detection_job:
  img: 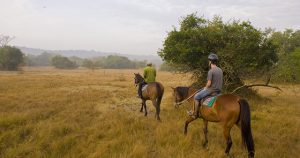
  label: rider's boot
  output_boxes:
[192,100,201,119]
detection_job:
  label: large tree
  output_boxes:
[158,14,278,91]
[0,46,24,70]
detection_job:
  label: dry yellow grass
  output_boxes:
[0,67,299,158]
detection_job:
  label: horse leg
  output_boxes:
[223,124,233,156]
[140,100,144,112]
[203,120,209,148]
[184,116,197,135]
[143,100,147,116]
[151,100,161,121]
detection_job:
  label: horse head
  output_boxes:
[134,73,144,87]
[171,86,186,108]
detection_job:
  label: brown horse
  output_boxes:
[134,73,164,121]
[172,86,255,158]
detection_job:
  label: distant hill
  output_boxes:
[17,46,163,67]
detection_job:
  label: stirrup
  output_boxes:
[187,110,193,116]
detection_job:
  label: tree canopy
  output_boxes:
[158,14,278,91]
[0,46,24,71]
[51,55,78,69]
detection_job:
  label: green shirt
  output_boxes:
[143,66,156,83]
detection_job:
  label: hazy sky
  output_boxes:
[1,0,299,55]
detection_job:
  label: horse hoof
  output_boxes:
[226,153,233,158]
[184,131,187,135]
[202,142,208,148]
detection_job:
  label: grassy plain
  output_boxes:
[0,67,299,158]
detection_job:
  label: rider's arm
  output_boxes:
[143,68,147,79]
[205,70,213,89]
[205,80,211,89]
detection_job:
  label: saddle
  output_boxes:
[201,91,221,107]
[138,83,148,99]
[142,84,148,92]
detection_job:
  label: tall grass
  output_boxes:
[0,68,299,158]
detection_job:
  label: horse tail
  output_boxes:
[156,83,163,107]
[238,98,255,156]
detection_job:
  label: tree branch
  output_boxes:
[231,83,282,94]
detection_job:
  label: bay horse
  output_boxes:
[134,73,164,121]
[172,86,255,158]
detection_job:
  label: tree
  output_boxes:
[268,29,300,83]
[272,48,300,83]
[160,62,176,72]
[269,29,300,55]
[158,14,278,91]
[82,59,96,69]
[0,46,24,70]
[51,55,78,69]
[24,52,54,66]
[103,55,135,69]
[0,35,14,47]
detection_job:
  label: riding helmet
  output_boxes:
[208,53,218,61]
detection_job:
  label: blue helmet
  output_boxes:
[208,53,218,61]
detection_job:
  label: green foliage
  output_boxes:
[272,48,300,83]
[158,14,278,90]
[25,53,147,70]
[270,29,300,54]
[51,55,78,69]
[159,62,176,72]
[82,59,96,69]
[69,56,84,66]
[103,55,134,69]
[102,55,146,69]
[268,29,300,83]
[0,46,24,71]
[24,52,54,66]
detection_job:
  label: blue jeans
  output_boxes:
[194,89,211,101]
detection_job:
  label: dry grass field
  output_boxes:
[0,67,299,158]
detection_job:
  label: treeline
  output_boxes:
[24,53,147,69]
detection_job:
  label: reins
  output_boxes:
[175,88,203,106]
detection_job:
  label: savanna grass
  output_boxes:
[0,67,299,158]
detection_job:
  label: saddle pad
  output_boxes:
[203,96,218,107]
[142,85,148,92]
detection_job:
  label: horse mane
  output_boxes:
[135,73,145,82]
[175,86,190,99]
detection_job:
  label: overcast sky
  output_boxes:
[1,0,299,55]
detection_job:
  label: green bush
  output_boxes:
[0,46,24,71]
[51,55,78,69]
[272,48,300,83]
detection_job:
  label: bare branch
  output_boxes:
[231,83,282,94]
[0,35,15,47]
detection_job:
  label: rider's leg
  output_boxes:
[193,89,211,118]
[137,84,142,98]
[193,99,201,118]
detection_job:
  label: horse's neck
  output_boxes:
[140,80,146,86]
[187,88,197,98]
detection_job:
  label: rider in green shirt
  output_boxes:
[138,63,156,98]
[143,63,156,83]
